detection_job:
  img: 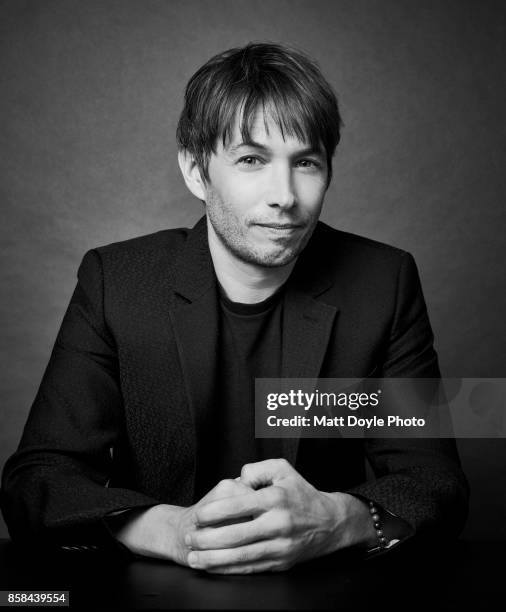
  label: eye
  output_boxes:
[237,156,262,166]
[296,159,321,169]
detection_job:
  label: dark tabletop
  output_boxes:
[0,538,502,610]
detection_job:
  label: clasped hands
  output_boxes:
[113,458,376,573]
[171,458,375,574]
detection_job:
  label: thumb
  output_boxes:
[240,458,292,489]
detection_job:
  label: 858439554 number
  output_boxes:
[0,591,69,606]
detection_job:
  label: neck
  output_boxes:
[207,219,296,304]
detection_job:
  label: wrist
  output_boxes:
[111,503,187,562]
[343,495,414,552]
[324,492,378,551]
[161,504,190,564]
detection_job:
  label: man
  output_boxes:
[1,43,468,574]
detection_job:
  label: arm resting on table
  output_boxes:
[350,253,469,542]
[0,251,159,550]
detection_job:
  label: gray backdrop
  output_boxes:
[1,0,505,539]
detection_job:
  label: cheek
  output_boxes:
[218,181,259,216]
[294,172,326,195]
[296,181,326,211]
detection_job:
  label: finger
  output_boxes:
[205,560,288,574]
[240,458,293,489]
[195,489,272,526]
[199,479,252,505]
[187,538,289,570]
[187,512,281,550]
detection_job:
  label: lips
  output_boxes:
[255,223,302,229]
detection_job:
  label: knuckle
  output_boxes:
[274,458,291,472]
[217,478,234,491]
[236,549,251,564]
[185,532,195,548]
[273,560,291,572]
[240,463,252,478]
[277,537,293,557]
[191,532,204,549]
[188,551,200,567]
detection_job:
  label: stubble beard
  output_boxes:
[206,191,318,269]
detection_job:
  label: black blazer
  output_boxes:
[1,216,469,547]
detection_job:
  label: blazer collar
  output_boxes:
[172,216,215,303]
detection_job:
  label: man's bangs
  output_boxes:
[218,88,326,152]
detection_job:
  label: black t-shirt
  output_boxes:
[194,286,284,500]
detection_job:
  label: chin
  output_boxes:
[240,246,299,268]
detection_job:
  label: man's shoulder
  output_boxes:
[301,223,420,315]
[77,225,197,288]
[309,221,407,270]
[94,226,191,260]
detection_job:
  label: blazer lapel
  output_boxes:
[168,217,220,500]
[280,232,340,465]
[281,288,338,380]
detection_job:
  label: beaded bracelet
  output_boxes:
[369,500,388,549]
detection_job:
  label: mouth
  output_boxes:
[254,223,303,230]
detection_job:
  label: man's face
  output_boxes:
[203,111,329,268]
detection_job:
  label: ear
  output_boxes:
[178,150,207,201]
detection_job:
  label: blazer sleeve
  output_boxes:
[347,252,470,540]
[1,250,160,549]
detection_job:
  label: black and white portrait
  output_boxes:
[0,1,505,609]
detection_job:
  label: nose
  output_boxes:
[266,163,296,210]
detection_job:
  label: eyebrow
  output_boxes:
[226,139,324,157]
